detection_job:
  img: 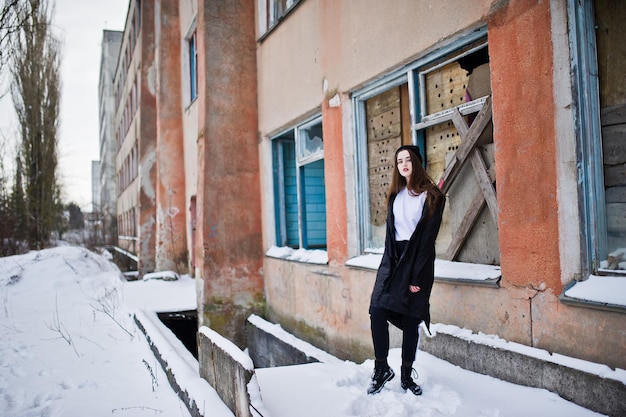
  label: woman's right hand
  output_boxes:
[409,285,421,293]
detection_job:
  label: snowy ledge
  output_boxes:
[430,322,626,384]
[265,246,328,265]
[247,314,343,365]
[345,254,501,286]
[560,275,626,312]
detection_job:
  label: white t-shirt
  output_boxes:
[393,188,427,241]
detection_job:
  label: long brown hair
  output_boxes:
[386,145,443,217]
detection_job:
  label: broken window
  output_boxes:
[355,36,497,266]
[272,117,327,249]
[573,0,626,274]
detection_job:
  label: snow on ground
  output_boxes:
[256,351,605,417]
[0,246,611,417]
[0,247,197,417]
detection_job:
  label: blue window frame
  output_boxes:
[569,0,626,276]
[272,117,326,249]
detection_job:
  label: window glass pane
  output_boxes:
[301,159,326,248]
[189,32,197,101]
[298,120,323,162]
[282,141,299,247]
[273,138,299,248]
[272,117,326,251]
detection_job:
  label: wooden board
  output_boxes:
[602,125,626,166]
[366,87,402,227]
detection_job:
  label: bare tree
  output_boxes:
[0,0,30,95]
[11,0,61,249]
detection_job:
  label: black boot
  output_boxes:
[367,361,395,395]
[401,366,422,395]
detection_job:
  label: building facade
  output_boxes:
[110,0,189,275]
[254,0,625,370]
[103,0,625,377]
[97,29,122,246]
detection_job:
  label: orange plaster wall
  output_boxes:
[155,0,188,273]
[488,0,562,292]
[322,94,348,264]
[196,0,264,302]
[137,0,157,275]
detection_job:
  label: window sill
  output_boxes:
[560,275,626,313]
[345,255,501,287]
[265,246,328,265]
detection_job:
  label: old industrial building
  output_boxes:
[99,0,625,414]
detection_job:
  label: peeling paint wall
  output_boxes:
[256,0,626,369]
[194,0,264,343]
[154,0,188,274]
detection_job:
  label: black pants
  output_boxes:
[370,306,421,364]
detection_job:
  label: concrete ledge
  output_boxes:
[198,326,255,417]
[133,311,233,417]
[421,326,626,417]
[246,314,341,368]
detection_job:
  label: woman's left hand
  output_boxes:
[409,285,421,293]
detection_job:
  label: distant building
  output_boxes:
[91,160,100,211]
[98,29,122,246]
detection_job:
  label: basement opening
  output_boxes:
[157,310,198,359]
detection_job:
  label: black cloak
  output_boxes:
[369,190,445,330]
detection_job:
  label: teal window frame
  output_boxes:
[272,116,327,249]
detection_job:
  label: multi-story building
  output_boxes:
[103,1,625,413]
[110,0,188,275]
[98,29,122,246]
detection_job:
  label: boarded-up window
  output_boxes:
[596,0,626,271]
[365,85,411,248]
[416,44,498,265]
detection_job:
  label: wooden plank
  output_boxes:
[367,136,401,168]
[414,96,487,130]
[425,61,468,114]
[601,124,626,165]
[605,185,626,203]
[606,202,626,233]
[445,166,497,260]
[604,162,626,187]
[444,189,485,260]
[366,87,402,227]
[366,87,400,117]
[425,120,460,179]
[366,107,402,142]
[451,107,469,138]
[601,103,626,126]
[438,96,492,193]
[470,150,499,225]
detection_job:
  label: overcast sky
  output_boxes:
[0,0,129,212]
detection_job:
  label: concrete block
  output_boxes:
[246,314,342,368]
[246,315,324,368]
[420,329,626,417]
[198,327,255,417]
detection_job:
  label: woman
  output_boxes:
[367,145,445,395]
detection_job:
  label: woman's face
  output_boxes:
[396,149,413,180]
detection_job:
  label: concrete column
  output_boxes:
[137,0,157,275]
[195,0,264,346]
[154,0,188,273]
[322,92,349,264]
